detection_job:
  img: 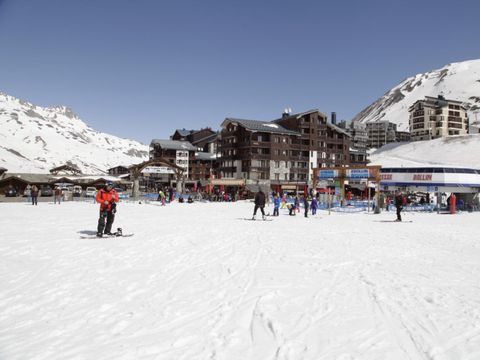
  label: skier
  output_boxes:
[394,191,404,222]
[303,196,309,218]
[311,197,318,215]
[273,194,280,216]
[96,181,119,237]
[158,189,166,205]
[252,189,266,220]
[294,195,300,213]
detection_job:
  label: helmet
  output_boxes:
[105,181,114,188]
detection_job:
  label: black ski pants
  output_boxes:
[396,206,402,221]
[253,205,265,216]
[98,210,115,234]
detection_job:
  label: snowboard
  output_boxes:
[80,231,134,239]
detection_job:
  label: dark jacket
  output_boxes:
[303,198,309,210]
[254,191,266,206]
[394,194,403,207]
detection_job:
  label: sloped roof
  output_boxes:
[222,118,301,136]
[174,129,193,137]
[195,152,217,161]
[191,132,219,145]
[0,173,53,183]
[150,139,197,151]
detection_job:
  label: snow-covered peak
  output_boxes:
[353,59,480,131]
[0,92,149,173]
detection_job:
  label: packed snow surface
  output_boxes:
[1,201,480,359]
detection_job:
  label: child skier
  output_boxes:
[273,195,280,216]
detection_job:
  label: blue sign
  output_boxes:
[347,169,370,179]
[318,170,338,179]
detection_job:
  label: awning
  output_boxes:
[210,179,245,186]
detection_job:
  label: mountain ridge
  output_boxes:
[0,92,149,174]
[353,59,480,131]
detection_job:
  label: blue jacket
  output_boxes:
[274,198,281,208]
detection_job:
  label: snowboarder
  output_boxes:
[96,181,119,237]
[394,191,404,222]
[252,189,266,220]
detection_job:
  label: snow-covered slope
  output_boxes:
[0,92,149,173]
[353,59,480,131]
[2,201,480,359]
[369,134,480,168]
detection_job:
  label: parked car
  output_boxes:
[5,187,18,197]
[73,185,82,197]
[114,187,129,199]
[40,185,53,197]
[85,187,97,197]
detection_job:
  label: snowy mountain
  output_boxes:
[0,92,149,173]
[369,134,480,168]
[353,59,480,131]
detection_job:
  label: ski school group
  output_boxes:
[249,189,407,222]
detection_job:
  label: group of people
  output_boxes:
[250,189,410,221]
[252,191,320,220]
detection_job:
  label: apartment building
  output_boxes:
[219,109,351,191]
[338,120,368,165]
[366,121,398,148]
[409,95,469,141]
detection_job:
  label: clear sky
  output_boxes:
[1,0,479,144]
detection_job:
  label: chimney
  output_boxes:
[282,108,291,118]
[331,112,337,125]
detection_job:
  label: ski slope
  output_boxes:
[1,200,480,359]
[369,134,480,169]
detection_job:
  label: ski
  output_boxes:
[242,218,274,222]
[374,220,413,223]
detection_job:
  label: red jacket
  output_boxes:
[96,188,119,211]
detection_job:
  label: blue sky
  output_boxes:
[1,0,479,144]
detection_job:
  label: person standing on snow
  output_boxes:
[303,195,309,218]
[96,181,119,237]
[311,197,318,215]
[273,194,280,216]
[252,189,266,220]
[394,191,404,222]
[31,185,39,205]
[54,186,62,205]
[294,195,300,213]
